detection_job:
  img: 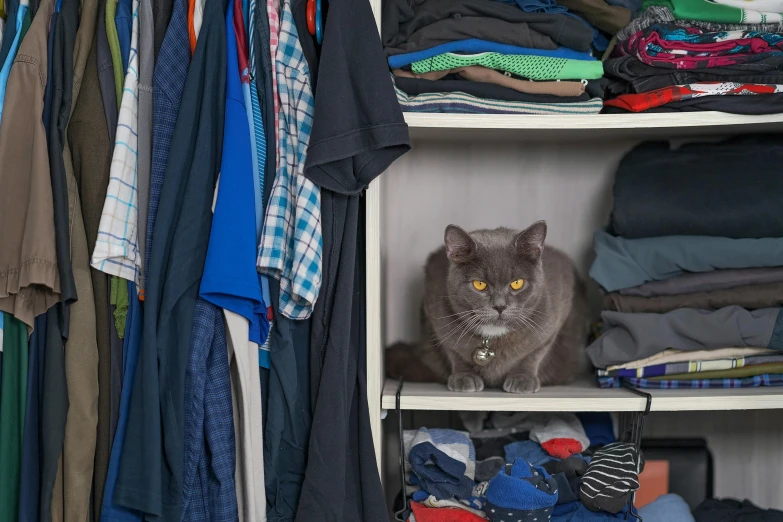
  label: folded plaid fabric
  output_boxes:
[597,373,783,389]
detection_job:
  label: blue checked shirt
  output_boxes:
[92,0,142,286]
[181,299,238,522]
[256,0,321,320]
[146,0,189,278]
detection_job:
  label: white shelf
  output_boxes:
[404,112,783,140]
[381,378,783,412]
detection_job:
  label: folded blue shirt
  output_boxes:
[388,39,595,69]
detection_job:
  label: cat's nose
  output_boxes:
[493,305,506,315]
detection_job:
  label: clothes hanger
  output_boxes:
[306,0,324,44]
[307,0,315,35]
[315,0,323,44]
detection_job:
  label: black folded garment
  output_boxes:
[609,135,783,239]
[693,499,783,522]
[381,0,594,52]
[603,54,783,94]
[602,93,783,114]
[384,17,560,56]
[394,76,593,103]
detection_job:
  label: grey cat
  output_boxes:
[386,221,589,393]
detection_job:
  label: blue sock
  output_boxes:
[486,459,558,522]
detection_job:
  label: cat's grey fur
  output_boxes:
[386,221,589,393]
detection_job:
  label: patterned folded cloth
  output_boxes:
[598,352,783,378]
[605,347,774,371]
[409,52,605,81]
[604,83,783,113]
[395,85,604,114]
[618,5,783,41]
[643,0,783,25]
[649,362,783,380]
[597,373,783,388]
[617,24,783,69]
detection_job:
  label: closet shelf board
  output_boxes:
[403,112,783,140]
[381,378,783,412]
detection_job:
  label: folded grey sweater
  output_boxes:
[586,306,783,368]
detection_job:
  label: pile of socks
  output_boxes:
[403,414,649,522]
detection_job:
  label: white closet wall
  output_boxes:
[380,137,783,510]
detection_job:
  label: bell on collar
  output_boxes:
[472,338,496,366]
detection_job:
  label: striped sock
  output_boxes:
[579,442,644,514]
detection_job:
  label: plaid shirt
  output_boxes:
[181,299,238,522]
[146,0,190,278]
[256,0,321,320]
[92,0,142,287]
[598,374,783,389]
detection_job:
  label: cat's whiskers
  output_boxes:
[523,308,549,317]
[520,312,549,334]
[431,310,486,334]
[431,312,479,342]
[511,315,546,343]
[432,309,483,320]
[452,314,486,351]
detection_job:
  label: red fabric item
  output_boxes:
[409,502,486,522]
[541,438,584,458]
[604,82,783,112]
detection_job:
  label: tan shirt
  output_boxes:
[0,0,59,329]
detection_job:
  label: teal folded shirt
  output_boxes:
[590,231,783,292]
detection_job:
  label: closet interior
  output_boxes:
[372,129,783,521]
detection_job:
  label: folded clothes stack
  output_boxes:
[604,0,783,113]
[586,136,783,389]
[382,0,634,114]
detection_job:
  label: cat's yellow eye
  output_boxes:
[472,280,488,291]
[510,279,525,290]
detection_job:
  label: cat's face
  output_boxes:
[444,222,547,339]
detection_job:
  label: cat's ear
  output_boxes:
[515,220,547,260]
[444,225,476,264]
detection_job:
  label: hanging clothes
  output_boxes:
[145,0,189,281]
[68,26,114,522]
[17,314,46,522]
[181,299,238,521]
[136,0,153,295]
[98,281,143,522]
[0,313,28,522]
[55,0,103,514]
[295,0,410,518]
[197,0,263,516]
[114,0,226,516]
[0,0,56,328]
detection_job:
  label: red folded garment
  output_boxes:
[409,502,486,522]
[603,82,783,112]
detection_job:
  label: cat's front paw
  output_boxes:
[448,372,485,393]
[503,374,541,394]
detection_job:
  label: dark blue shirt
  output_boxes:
[115,0,132,72]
